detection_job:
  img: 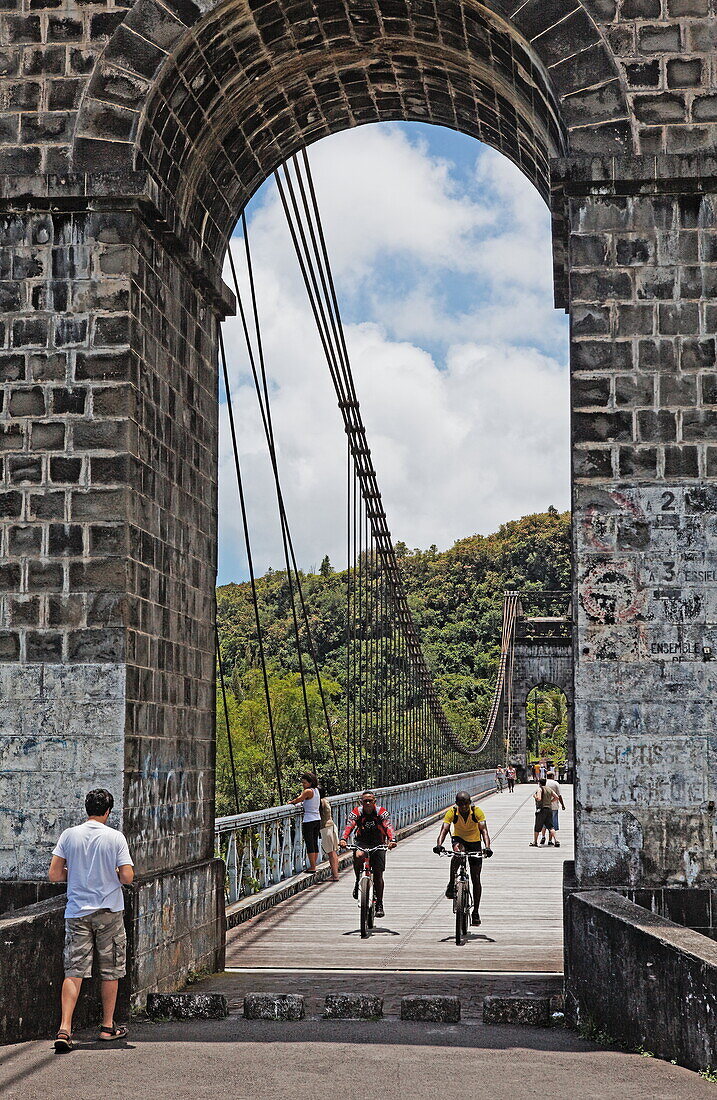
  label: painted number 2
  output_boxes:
[661,491,675,512]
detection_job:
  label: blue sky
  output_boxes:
[218,123,570,585]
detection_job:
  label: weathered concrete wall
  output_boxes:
[0,862,224,1043]
[0,894,129,1043]
[557,154,717,888]
[130,859,226,1003]
[565,888,717,1071]
[620,883,717,939]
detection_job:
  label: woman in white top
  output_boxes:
[289,772,321,872]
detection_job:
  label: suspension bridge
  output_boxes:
[215,152,571,818]
[207,152,574,998]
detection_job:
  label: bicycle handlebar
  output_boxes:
[344,843,390,853]
[434,846,485,859]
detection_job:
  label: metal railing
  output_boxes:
[215,770,494,905]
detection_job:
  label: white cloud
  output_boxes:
[218,124,570,583]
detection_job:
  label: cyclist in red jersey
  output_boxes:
[340,791,397,918]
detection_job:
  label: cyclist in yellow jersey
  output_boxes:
[434,791,492,925]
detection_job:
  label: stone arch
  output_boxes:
[523,677,573,710]
[72,0,631,268]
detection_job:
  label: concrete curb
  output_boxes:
[483,995,551,1027]
[224,786,497,931]
[323,993,383,1019]
[244,993,305,1020]
[146,992,228,1020]
[400,995,461,1023]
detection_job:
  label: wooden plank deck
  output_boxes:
[225,784,573,973]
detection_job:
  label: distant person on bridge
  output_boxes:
[48,788,134,1052]
[495,766,505,792]
[339,792,397,919]
[530,779,559,848]
[319,796,340,881]
[435,792,492,926]
[539,770,565,846]
[288,772,322,874]
[506,766,516,793]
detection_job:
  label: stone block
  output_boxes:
[323,993,383,1019]
[573,411,633,444]
[634,94,686,125]
[574,447,613,479]
[482,995,551,1027]
[621,0,660,14]
[668,0,707,12]
[400,995,460,1023]
[638,24,682,53]
[692,96,717,123]
[146,992,228,1020]
[617,446,658,478]
[667,59,703,90]
[624,60,660,89]
[244,993,305,1020]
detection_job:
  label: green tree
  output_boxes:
[215,510,571,809]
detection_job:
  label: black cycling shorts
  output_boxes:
[353,848,386,874]
[302,820,321,854]
[451,839,482,854]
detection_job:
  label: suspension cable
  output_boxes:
[215,624,240,814]
[279,150,509,761]
[218,328,284,803]
[226,228,343,786]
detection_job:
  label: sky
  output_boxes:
[217,122,570,585]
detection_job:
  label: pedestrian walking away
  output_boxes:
[319,796,340,881]
[288,772,322,873]
[434,791,493,926]
[529,779,559,848]
[506,765,516,793]
[541,769,566,845]
[340,791,397,919]
[48,788,134,1052]
[495,765,504,792]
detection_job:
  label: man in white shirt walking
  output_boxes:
[49,788,134,1051]
[540,770,566,846]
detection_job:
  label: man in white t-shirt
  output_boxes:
[49,788,134,1051]
[540,770,566,846]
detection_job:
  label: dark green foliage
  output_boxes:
[216,510,571,812]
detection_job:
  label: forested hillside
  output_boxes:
[216,509,571,814]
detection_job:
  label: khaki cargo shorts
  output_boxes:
[321,825,339,854]
[64,908,127,980]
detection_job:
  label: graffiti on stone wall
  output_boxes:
[580,558,644,626]
[127,757,205,850]
[589,737,708,807]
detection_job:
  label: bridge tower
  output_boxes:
[505,594,573,780]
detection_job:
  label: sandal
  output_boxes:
[529,842,538,847]
[54,1030,74,1052]
[98,1023,129,1042]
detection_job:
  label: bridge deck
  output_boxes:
[225,784,573,973]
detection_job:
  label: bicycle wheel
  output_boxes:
[359,876,371,938]
[455,881,466,945]
[367,892,375,929]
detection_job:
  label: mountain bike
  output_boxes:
[346,843,389,938]
[435,845,485,945]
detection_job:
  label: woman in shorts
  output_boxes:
[319,796,340,881]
